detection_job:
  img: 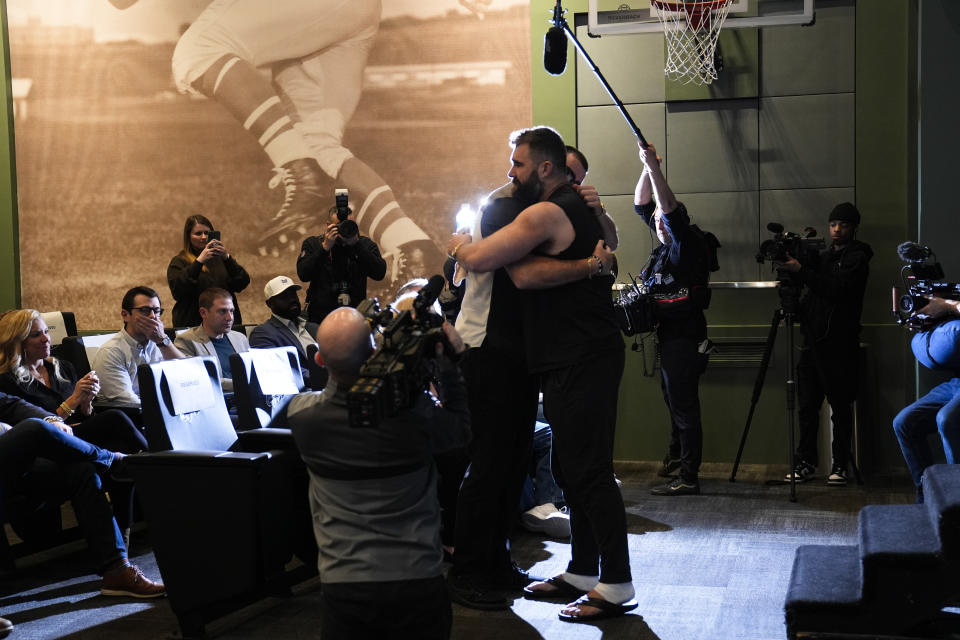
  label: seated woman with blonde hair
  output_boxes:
[0,309,147,542]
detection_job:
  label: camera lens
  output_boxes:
[338,219,359,239]
[898,294,920,314]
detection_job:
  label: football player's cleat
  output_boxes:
[257,158,326,257]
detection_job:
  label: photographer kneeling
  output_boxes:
[894,296,960,504]
[285,304,470,640]
[779,203,872,486]
[297,196,387,324]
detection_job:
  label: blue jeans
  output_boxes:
[520,421,565,512]
[0,418,126,572]
[892,378,960,493]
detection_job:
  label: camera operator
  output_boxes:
[779,202,872,486]
[893,296,960,503]
[284,306,470,640]
[297,202,387,324]
[635,142,712,496]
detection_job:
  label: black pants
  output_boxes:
[452,344,539,577]
[659,336,708,483]
[796,341,859,468]
[544,348,630,584]
[434,447,468,548]
[321,575,451,640]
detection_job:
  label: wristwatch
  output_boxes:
[156,334,172,348]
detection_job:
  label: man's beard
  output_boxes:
[278,304,301,321]
[513,173,543,207]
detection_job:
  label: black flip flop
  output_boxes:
[522,575,588,601]
[558,596,639,623]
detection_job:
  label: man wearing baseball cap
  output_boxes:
[248,276,320,387]
[779,202,873,486]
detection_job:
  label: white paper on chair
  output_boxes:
[164,358,216,415]
[250,349,300,396]
[40,312,67,344]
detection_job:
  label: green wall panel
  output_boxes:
[0,2,18,312]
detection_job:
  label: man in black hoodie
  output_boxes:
[780,202,873,486]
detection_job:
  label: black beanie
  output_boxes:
[829,202,860,225]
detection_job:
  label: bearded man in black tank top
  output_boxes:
[450,127,636,624]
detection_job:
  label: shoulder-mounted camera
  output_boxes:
[347,275,451,428]
[894,242,960,331]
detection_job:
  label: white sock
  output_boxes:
[593,581,635,604]
[561,572,599,592]
[263,130,312,168]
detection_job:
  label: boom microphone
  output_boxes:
[897,241,932,263]
[766,222,784,234]
[544,26,568,75]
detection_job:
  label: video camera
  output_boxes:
[756,223,825,266]
[334,188,358,240]
[756,223,825,313]
[893,241,960,331]
[347,275,452,428]
[613,278,655,336]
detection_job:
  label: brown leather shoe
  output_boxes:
[101,563,166,599]
[0,615,13,639]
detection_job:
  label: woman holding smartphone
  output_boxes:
[167,214,251,328]
[0,309,147,542]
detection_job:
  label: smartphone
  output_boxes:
[207,230,221,243]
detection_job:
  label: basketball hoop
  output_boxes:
[651,0,733,85]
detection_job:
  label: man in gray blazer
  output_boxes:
[249,276,320,387]
[174,287,250,392]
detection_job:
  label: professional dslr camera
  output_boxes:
[756,222,825,266]
[894,242,960,331]
[347,275,454,428]
[334,188,358,240]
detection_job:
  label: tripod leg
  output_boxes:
[849,447,864,485]
[730,309,782,482]
[785,316,798,502]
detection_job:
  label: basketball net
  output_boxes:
[652,0,733,85]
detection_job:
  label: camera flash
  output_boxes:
[455,203,476,233]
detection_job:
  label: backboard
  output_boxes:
[586,0,815,36]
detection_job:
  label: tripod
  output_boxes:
[728,273,803,501]
[729,278,862,501]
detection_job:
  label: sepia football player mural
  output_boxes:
[7,0,531,328]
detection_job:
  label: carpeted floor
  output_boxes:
[0,462,914,640]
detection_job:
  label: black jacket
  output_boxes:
[167,253,250,328]
[797,239,873,345]
[637,201,710,341]
[297,235,387,324]
[0,391,51,425]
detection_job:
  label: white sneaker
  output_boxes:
[520,503,571,539]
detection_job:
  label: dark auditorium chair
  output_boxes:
[230,346,304,430]
[40,311,77,346]
[0,472,86,572]
[125,356,315,637]
[305,343,328,390]
[57,333,115,378]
